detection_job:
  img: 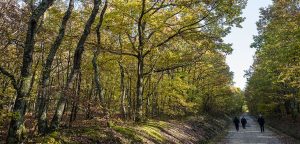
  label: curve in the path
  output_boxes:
[221,114,282,144]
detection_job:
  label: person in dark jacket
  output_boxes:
[241,116,247,129]
[233,116,240,131]
[257,114,265,132]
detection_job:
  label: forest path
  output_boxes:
[220,113,282,144]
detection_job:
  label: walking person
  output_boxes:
[257,114,265,132]
[241,116,247,129]
[233,116,240,131]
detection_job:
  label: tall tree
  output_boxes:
[0,0,55,143]
[37,0,74,134]
[50,0,101,130]
[92,0,108,106]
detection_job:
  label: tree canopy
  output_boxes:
[245,0,300,120]
[0,0,246,143]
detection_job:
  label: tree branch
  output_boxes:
[137,0,146,50]
[0,66,18,90]
[101,48,138,57]
[144,51,206,75]
[153,1,220,48]
[144,0,160,14]
[126,32,138,52]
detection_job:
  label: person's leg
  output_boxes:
[262,125,264,132]
[260,125,262,132]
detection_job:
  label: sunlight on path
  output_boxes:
[220,114,281,144]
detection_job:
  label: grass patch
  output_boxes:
[112,125,142,143]
[34,126,118,144]
[81,127,107,140]
[140,125,164,142]
[145,120,169,128]
[35,131,71,144]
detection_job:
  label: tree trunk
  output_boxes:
[27,59,40,114]
[151,73,163,117]
[50,0,101,131]
[135,0,146,122]
[145,75,151,117]
[135,54,144,122]
[7,0,54,143]
[92,0,107,104]
[37,0,74,134]
[127,76,133,120]
[119,62,127,119]
[85,81,94,119]
[69,72,81,127]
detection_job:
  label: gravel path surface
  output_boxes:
[221,114,282,144]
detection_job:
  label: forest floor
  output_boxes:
[2,114,229,143]
[2,114,299,143]
[219,113,300,144]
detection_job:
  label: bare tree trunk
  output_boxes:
[136,54,144,122]
[86,80,94,119]
[27,59,40,115]
[50,0,101,131]
[69,72,81,127]
[127,76,133,120]
[69,75,78,127]
[145,75,151,118]
[119,62,127,119]
[6,0,55,143]
[135,0,146,122]
[35,40,46,116]
[92,0,107,104]
[37,0,74,134]
[73,73,81,121]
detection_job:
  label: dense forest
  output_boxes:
[0,0,248,143]
[246,0,300,120]
[245,0,300,139]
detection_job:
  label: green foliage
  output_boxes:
[0,0,247,142]
[246,0,300,119]
[158,73,196,116]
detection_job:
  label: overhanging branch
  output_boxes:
[0,66,18,90]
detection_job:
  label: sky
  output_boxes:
[224,0,273,90]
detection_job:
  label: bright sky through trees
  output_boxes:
[225,0,272,89]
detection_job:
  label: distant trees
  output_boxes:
[0,0,247,143]
[245,0,300,121]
